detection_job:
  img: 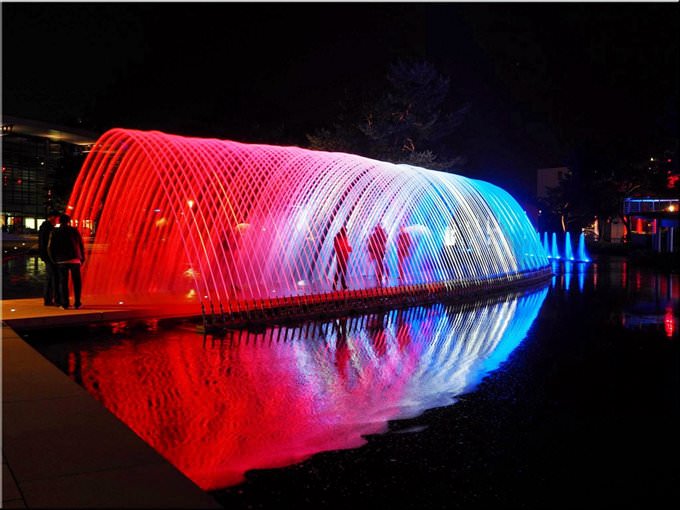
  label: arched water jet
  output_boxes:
[68,128,550,311]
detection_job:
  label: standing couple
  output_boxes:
[38,211,86,310]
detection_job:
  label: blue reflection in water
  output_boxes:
[375,288,549,414]
[550,259,589,294]
[578,262,587,293]
[564,261,574,291]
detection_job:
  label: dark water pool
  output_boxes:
[2,255,46,298]
[17,257,680,509]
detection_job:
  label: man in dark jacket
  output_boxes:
[48,214,85,309]
[38,210,61,306]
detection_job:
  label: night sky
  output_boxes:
[2,2,678,199]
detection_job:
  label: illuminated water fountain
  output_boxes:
[551,232,561,260]
[577,232,591,262]
[564,232,574,261]
[68,128,550,314]
[544,231,591,263]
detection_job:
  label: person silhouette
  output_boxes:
[332,225,352,290]
[48,214,85,310]
[397,226,413,281]
[38,210,61,306]
[334,316,350,380]
[367,223,388,286]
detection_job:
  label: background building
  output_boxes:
[624,197,679,253]
[1,115,99,232]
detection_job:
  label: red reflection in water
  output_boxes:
[622,261,627,288]
[60,291,546,491]
[665,307,675,338]
[71,326,419,490]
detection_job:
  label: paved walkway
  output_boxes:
[1,298,200,330]
[2,300,221,508]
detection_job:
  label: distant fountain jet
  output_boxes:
[544,231,591,263]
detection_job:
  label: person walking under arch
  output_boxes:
[367,223,388,286]
[397,226,413,281]
[48,214,85,309]
[332,225,352,290]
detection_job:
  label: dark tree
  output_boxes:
[306,61,470,170]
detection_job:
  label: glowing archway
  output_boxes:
[68,128,549,307]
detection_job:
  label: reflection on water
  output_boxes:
[618,263,678,338]
[7,251,672,339]
[31,287,547,490]
[550,258,679,338]
[2,255,46,298]
[551,259,590,293]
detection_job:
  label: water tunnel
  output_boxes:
[67,128,550,315]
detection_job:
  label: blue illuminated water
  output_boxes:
[543,231,590,263]
[551,232,560,259]
[564,232,574,260]
[577,232,591,262]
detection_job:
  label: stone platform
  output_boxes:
[2,301,221,508]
